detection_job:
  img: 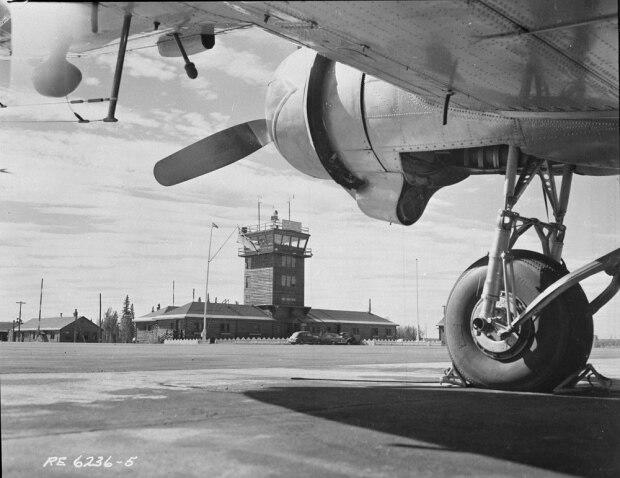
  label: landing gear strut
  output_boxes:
[445,145,618,392]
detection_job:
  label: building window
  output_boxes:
[372,328,379,337]
[281,275,286,286]
[291,257,296,267]
[291,236,299,248]
[281,255,287,266]
[282,235,291,246]
[299,238,307,249]
[275,233,283,244]
[50,332,55,340]
[291,276,296,287]
[386,328,393,336]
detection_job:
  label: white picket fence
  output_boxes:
[162,337,443,346]
[217,337,289,345]
[163,337,289,345]
[163,339,200,345]
[363,339,443,346]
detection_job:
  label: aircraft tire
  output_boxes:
[445,250,593,392]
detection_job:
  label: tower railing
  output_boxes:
[238,246,313,257]
[243,220,309,234]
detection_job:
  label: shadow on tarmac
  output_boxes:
[245,385,620,477]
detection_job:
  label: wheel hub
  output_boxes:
[470,293,533,360]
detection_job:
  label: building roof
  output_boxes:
[306,309,397,326]
[135,302,275,323]
[19,315,93,332]
[0,321,14,332]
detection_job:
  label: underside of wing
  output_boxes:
[220,0,619,114]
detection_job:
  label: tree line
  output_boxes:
[102,295,135,343]
[395,325,424,341]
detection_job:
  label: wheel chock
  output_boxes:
[553,364,613,395]
[440,364,469,387]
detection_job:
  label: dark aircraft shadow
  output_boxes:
[244,385,619,477]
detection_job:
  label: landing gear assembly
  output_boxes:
[444,145,620,393]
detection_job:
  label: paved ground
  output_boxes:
[1,343,619,477]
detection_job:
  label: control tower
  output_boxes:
[238,211,312,307]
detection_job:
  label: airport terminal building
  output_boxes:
[135,215,397,342]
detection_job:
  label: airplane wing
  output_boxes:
[6,1,617,115]
[100,0,618,114]
[232,0,619,114]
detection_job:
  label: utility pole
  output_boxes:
[16,301,25,342]
[98,293,102,343]
[37,278,43,340]
[202,223,216,342]
[415,259,420,341]
[257,197,261,230]
[192,288,195,302]
[173,280,175,306]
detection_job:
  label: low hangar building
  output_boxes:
[17,315,100,342]
[135,301,276,343]
[135,301,396,342]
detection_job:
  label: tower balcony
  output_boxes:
[238,246,313,258]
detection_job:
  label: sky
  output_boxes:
[1,13,618,339]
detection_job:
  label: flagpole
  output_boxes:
[37,278,43,340]
[202,223,216,342]
[415,258,420,342]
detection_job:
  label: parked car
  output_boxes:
[320,332,348,345]
[338,332,361,345]
[287,331,321,344]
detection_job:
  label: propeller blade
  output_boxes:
[154,119,270,186]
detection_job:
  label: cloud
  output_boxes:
[84,77,101,86]
[184,76,218,101]
[93,29,279,87]
[192,43,274,85]
[96,50,178,81]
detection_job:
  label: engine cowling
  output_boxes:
[265,49,486,225]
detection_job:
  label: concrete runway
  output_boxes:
[1,343,619,477]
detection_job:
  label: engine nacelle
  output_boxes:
[265,49,497,225]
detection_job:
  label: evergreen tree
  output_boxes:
[396,325,418,340]
[119,295,136,343]
[102,308,119,343]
